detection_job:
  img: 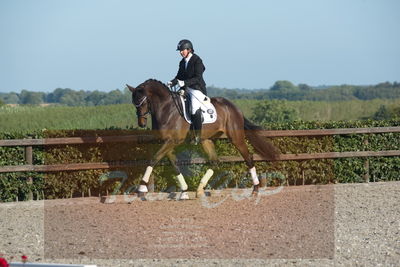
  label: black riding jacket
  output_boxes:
[171,53,207,95]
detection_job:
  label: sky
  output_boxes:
[0,0,399,93]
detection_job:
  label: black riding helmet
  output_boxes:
[176,39,194,52]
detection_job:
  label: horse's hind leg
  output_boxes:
[228,130,260,195]
[196,139,217,197]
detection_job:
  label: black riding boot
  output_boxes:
[191,109,203,145]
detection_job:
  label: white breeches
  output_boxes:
[187,88,206,115]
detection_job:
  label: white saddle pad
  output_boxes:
[180,96,217,124]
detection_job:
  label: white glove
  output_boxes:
[178,89,185,96]
[166,81,173,87]
[178,79,185,87]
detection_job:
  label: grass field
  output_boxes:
[1,99,399,132]
[0,104,137,132]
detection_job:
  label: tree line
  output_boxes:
[208,81,400,101]
[0,81,399,106]
[0,88,131,106]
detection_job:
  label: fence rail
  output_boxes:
[1,126,400,147]
[0,127,399,174]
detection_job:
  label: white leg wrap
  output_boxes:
[199,169,214,187]
[142,166,153,183]
[250,166,259,185]
[177,173,188,191]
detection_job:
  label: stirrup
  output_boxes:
[194,136,201,145]
[190,134,201,145]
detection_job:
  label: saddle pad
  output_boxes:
[180,95,217,124]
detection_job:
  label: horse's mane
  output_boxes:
[137,79,169,92]
[136,79,182,99]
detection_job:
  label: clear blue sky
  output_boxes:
[0,0,399,92]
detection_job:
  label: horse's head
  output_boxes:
[126,83,151,128]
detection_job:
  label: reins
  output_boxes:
[168,85,185,118]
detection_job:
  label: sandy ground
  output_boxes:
[1,182,399,267]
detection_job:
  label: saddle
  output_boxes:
[180,95,217,124]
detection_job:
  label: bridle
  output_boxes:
[134,84,183,121]
[135,95,151,118]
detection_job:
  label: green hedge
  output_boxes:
[0,120,399,202]
[0,131,44,202]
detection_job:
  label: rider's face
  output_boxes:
[180,49,190,58]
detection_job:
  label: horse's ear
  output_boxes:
[126,84,135,92]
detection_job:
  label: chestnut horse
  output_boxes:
[126,79,278,200]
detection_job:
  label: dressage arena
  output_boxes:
[1,181,399,266]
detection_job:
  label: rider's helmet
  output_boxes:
[176,39,194,52]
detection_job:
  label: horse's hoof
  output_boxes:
[196,186,205,198]
[196,189,205,198]
[178,191,189,200]
[252,185,259,196]
[138,192,147,201]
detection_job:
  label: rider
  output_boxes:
[167,39,207,144]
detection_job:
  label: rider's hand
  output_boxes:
[178,89,185,96]
[166,81,173,87]
[178,80,185,87]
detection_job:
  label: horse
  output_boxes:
[126,79,279,200]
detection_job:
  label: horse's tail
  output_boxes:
[244,118,280,160]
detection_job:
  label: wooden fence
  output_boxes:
[1,127,400,179]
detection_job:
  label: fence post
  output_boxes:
[259,173,267,188]
[148,173,155,192]
[363,135,370,183]
[24,138,34,200]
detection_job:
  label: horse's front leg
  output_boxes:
[166,150,189,200]
[196,139,217,197]
[137,140,176,198]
